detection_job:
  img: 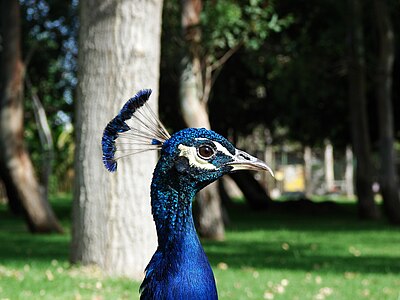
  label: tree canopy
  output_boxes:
[10,0,400,201]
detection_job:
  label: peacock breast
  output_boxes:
[141,230,218,300]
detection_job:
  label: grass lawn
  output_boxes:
[0,194,399,300]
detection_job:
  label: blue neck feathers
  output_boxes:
[151,158,198,246]
[140,156,218,300]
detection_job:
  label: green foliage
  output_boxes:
[201,0,293,59]
[1,196,399,299]
[209,0,351,146]
[52,125,75,193]
[18,0,400,193]
[160,0,293,133]
[201,1,243,50]
[266,1,350,147]
[20,0,77,192]
[211,0,400,147]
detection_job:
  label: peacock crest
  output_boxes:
[101,89,170,172]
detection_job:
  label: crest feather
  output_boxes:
[101,89,170,172]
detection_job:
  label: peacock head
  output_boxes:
[101,89,274,188]
[160,127,273,190]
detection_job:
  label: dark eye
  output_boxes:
[198,145,215,159]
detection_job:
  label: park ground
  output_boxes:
[0,194,399,300]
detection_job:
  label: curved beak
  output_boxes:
[227,149,274,177]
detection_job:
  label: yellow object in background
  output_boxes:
[282,165,305,192]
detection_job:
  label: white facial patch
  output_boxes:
[178,144,217,170]
[214,142,235,158]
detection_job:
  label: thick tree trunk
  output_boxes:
[71,0,162,278]
[180,0,225,240]
[347,0,380,219]
[0,0,62,233]
[374,0,400,224]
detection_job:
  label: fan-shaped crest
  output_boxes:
[101,89,170,172]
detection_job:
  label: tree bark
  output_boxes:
[71,0,162,279]
[180,0,225,240]
[0,0,63,233]
[373,0,400,224]
[347,0,380,219]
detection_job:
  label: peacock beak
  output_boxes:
[228,149,274,177]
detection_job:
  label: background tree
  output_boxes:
[71,0,163,278]
[20,0,78,195]
[374,0,400,223]
[161,0,400,222]
[210,0,398,220]
[347,0,380,219]
[0,0,62,233]
[180,0,225,240]
[179,0,291,238]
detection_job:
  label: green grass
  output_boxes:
[1,195,399,300]
[0,194,136,300]
[204,206,400,300]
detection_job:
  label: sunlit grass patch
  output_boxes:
[203,203,400,300]
[0,196,137,300]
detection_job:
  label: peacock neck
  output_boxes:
[143,157,218,299]
[150,160,199,248]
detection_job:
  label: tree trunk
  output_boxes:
[180,56,210,128]
[29,78,54,201]
[345,146,355,197]
[180,0,225,240]
[373,0,400,224]
[0,0,63,233]
[324,141,335,192]
[194,181,225,240]
[263,144,275,193]
[230,172,272,210]
[347,0,380,219]
[71,0,162,278]
[304,146,313,196]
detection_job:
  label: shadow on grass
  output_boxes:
[0,197,398,278]
[0,195,72,263]
[204,239,400,275]
[203,203,400,275]
[0,233,69,262]
[225,202,396,233]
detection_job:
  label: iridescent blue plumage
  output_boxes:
[101,89,167,172]
[101,90,273,300]
[140,129,231,300]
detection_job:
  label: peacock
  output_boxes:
[102,89,274,300]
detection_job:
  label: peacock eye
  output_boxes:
[198,145,215,159]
